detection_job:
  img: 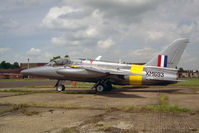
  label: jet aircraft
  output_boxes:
[21,38,189,92]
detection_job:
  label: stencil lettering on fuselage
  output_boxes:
[146,71,164,78]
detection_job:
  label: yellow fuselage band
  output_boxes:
[129,64,144,85]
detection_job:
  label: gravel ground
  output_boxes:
[0,80,199,133]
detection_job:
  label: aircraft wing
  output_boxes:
[71,65,141,76]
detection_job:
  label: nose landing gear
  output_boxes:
[55,80,65,91]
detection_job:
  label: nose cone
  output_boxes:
[21,69,30,76]
[21,67,44,76]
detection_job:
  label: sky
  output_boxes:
[0,0,199,70]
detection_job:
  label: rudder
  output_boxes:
[145,38,189,68]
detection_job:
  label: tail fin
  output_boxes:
[145,38,189,68]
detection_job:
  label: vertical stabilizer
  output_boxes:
[145,38,189,68]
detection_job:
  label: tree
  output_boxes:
[13,62,20,68]
[0,61,20,69]
[0,61,10,69]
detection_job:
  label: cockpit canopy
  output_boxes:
[46,58,72,66]
[54,58,71,65]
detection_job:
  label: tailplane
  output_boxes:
[145,38,189,68]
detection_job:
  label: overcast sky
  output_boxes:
[0,0,199,70]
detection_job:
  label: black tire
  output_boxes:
[56,85,65,91]
[95,84,105,92]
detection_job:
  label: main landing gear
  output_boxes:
[54,79,112,93]
[94,80,112,92]
[55,80,65,91]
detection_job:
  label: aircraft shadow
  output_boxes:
[63,89,145,98]
[99,92,145,98]
[62,86,180,98]
[114,87,181,93]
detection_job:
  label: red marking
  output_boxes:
[157,55,161,67]
[90,60,94,64]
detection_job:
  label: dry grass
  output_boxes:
[99,126,137,133]
[61,127,79,133]
[0,104,40,116]
[120,94,190,113]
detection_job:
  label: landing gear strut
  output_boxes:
[94,80,112,92]
[55,80,65,91]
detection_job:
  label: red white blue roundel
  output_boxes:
[157,55,168,67]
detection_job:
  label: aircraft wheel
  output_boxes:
[56,85,65,91]
[95,84,105,92]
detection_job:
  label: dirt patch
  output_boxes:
[0,92,20,98]
[0,91,159,109]
[60,111,199,133]
[0,86,199,133]
[169,94,199,110]
[0,108,104,133]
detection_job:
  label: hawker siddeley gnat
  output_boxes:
[21,38,189,92]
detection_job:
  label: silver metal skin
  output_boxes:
[21,38,189,92]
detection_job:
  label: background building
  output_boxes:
[20,63,47,69]
[178,70,199,78]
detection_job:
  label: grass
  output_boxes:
[0,89,54,93]
[0,89,97,96]
[0,97,191,117]
[61,127,79,133]
[98,125,137,133]
[0,107,14,115]
[0,103,103,111]
[0,78,49,81]
[120,94,190,113]
[12,104,40,116]
[0,78,197,114]
[65,82,94,88]
[0,104,40,116]
[0,93,191,115]
[159,94,168,106]
[84,114,104,124]
[169,78,199,87]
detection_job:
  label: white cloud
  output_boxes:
[27,48,41,55]
[73,27,99,39]
[131,47,157,56]
[0,48,10,54]
[1,0,199,70]
[51,36,81,46]
[128,47,158,62]
[97,38,115,49]
[51,37,67,46]
[85,27,98,37]
[42,6,86,30]
[147,31,164,40]
[22,48,53,62]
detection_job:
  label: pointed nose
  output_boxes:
[21,69,30,76]
[20,67,43,76]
